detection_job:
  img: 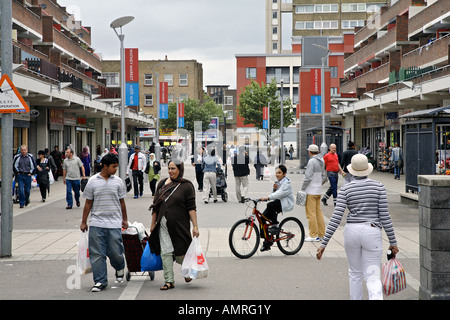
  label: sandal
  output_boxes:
[160,282,175,290]
[184,277,192,283]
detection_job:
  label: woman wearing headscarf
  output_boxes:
[316,154,399,300]
[80,146,91,177]
[147,153,161,197]
[148,159,199,290]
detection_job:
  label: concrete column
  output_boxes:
[418,175,450,300]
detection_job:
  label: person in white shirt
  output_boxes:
[127,145,147,199]
[301,144,327,242]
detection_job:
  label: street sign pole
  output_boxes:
[1,0,14,257]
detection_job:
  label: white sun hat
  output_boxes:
[347,153,373,177]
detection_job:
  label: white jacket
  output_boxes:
[268,177,294,212]
[127,152,147,173]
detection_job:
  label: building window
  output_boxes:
[164,73,173,86]
[246,67,257,79]
[144,94,153,106]
[330,87,338,96]
[179,73,188,86]
[168,94,174,103]
[102,72,119,87]
[224,96,233,105]
[330,66,338,78]
[342,20,365,29]
[295,5,314,13]
[144,74,153,86]
[342,3,366,12]
[179,94,188,101]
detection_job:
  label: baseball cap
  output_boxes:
[307,144,319,152]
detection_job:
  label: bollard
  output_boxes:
[418,175,450,300]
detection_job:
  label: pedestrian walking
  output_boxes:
[146,153,161,197]
[80,152,128,292]
[301,144,327,242]
[50,145,62,181]
[289,144,294,160]
[148,159,199,290]
[202,149,220,203]
[254,150,268,180]
[321,144,344,206]
[259,164,294,251]
[191,147,205,192]
[36,150,50,202]
[63,147,86,209]
[80,146,91,177]
[390,143,403,180]
[316,153,399,300]
[13,145,37,208]
[44,148,57,184]
[341,141,358,184]
[127,145,147,199]
[232,146,250,203]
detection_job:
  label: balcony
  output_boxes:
[340,62,389,94]
[402,33,450,69]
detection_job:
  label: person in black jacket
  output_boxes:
[232,146,250,203]
[191,147,205,191]
[340,141,358,184]
[36,150,50,202]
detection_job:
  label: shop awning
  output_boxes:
[400,106,450,118]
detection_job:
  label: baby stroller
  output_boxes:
[12,178,19,204]
[209,166,228,202]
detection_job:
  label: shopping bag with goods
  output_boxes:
[140,242,163,271]
[181,237,208,280]
[382,257,406,296]
[77,231,92,275]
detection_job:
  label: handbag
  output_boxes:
[140,242,163,271]
[77,231,92,275]
[382,257,407,296]
[80,178,88,192]
[181,237,209,280]
[296,190,306,206]
[125,177,132,192]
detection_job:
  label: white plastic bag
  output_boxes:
[49,170,55,185]
[296,190,306,206]
[31,175,37,188]
[263,167,271,179]
[77,231,92,275]
[181,237,208,280]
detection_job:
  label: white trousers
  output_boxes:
[344,223,383,300]
[234,175,249,201]
[203,172,217,201]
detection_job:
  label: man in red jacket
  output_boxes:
[321,144,343,206]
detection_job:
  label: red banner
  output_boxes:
[311,68,321,95]
[160,82,168,104]
[125,48,139,82]
[178,103,185,117]
[263,107,268,120]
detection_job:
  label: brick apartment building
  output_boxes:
[0,0,151,177]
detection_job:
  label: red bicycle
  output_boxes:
[228,198,305,259]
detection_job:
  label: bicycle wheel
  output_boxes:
[229,218,260,259]
[276,217,305,255]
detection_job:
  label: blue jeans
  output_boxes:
[17,174,31,206]
[66,179,80,207]
[325,171,339,199]
[394,161,400,178]
[88,227,125,286]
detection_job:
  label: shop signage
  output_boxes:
[0,74,30,113]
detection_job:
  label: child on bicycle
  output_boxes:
[259,164,294,251]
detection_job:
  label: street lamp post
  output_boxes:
[110,16,134,181]
[313,43,332,155]
[280,79,284,165]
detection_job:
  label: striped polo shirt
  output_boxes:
[321,177,397,247]
[83,173,127,229]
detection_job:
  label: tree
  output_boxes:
[237,79,295,132]
[160,94,223,133]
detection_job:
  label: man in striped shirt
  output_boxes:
[80,153,128,292]
[316,154,399,300]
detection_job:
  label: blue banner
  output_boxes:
[263,119,268,129]
[311,95,321,114]
[160,103,168,119]
[125,82,139,106]
[178,117,184,128]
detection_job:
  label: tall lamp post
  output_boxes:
[313,43,332,155]
[110,16,134,180]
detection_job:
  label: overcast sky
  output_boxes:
[58,0,266,89]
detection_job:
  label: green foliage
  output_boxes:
[160,94,223,133]
[237,79,295,130]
